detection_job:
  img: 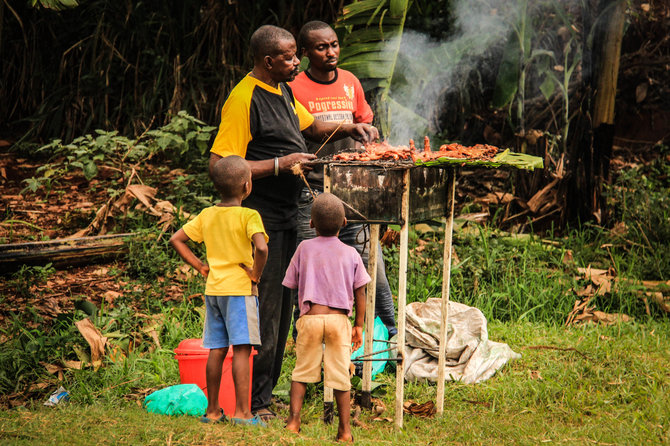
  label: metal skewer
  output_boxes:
[314,119,346,157]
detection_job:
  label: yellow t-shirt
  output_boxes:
[182,205,269,296]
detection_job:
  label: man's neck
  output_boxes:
[307,67,337,83]
[250,68,278,88]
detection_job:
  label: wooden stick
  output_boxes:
[394,168,410,429]
[314,119,346,157]
[323,385,334,424]
[295,165,317,200]
[437,167,456,415]
[361,224,379,409]
[353,345,395,360]
[295,163,368,220]
[322,165,334,422]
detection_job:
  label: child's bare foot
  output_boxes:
[285,413,301,433]
[200,408,227,424]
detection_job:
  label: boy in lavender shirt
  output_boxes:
[282,193,369,442]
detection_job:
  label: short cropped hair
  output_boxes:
[311,193,345,237]
[297,20,333,52]
[250,25,296,63]
[210,155,250,198]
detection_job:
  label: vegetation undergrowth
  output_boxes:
[383,146,669,323]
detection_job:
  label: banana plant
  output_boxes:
[492,0,550,138]
[334,0,417,139]
[28,0,79,10]
[538,38,581,152]
[492,0,582,152]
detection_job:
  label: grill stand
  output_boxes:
[321,164,457,429]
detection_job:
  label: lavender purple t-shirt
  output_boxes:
[282,236,371,317]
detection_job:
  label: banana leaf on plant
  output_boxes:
[335,0,413,137]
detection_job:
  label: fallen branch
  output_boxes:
[0,233,139,271]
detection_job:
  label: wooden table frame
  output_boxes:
[323,165,457,428]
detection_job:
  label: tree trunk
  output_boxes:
[567,0,626,224]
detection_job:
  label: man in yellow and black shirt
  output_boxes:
[208,24,378,420]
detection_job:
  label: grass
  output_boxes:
[0,320,668,445]
[384,221,667,325]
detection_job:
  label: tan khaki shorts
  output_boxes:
[292,314,352,391]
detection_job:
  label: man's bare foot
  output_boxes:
[285,414,301,433]
[336,430,354,442]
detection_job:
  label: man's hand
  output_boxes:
[348,123,379,145]
[303,120,378,147]
[351,326,363,351]
[279,152,317,173]
[198,264,210,278]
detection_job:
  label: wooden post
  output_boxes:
[322,165,334,423]
[436,168,456,414]
[361,224,380,409]
[394,168,411,429]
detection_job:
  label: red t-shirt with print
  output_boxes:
[291,68,373,125]
[291,68,373,188]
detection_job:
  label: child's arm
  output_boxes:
[169,229,209,278]
[351,285,366,351]
[239,232,268,283]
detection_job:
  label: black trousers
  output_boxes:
[251,227,296,412]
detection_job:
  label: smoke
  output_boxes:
[386,0,518,144]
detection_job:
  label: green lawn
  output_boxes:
[2,320,668,445]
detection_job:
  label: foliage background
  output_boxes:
[0,0,345,142]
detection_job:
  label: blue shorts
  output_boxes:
[202,295,261,349]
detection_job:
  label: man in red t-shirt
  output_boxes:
[290,21,397,340]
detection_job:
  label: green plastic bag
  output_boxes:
[144,384,207,416]
[351,316,389,379]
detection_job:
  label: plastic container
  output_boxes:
[174,339,256,416]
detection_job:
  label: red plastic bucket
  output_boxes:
[174,339,256,416]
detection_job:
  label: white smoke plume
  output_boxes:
[386,0,518,144]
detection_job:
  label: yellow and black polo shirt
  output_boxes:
[211,74,314,230]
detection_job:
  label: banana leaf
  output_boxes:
[414,149,544,171]
[340,44,396,60]
[341,28,403,45]
[335,0,412,138]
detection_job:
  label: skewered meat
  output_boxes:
[331,137,499,163]
[332,141,414,162]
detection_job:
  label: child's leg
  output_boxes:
[323,314,354,442]
[285,380,307,433]
[334,389,353,442]
[205,347,228,419]
[231,344,253,419]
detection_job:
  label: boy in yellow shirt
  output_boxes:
[170,155,269,426]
